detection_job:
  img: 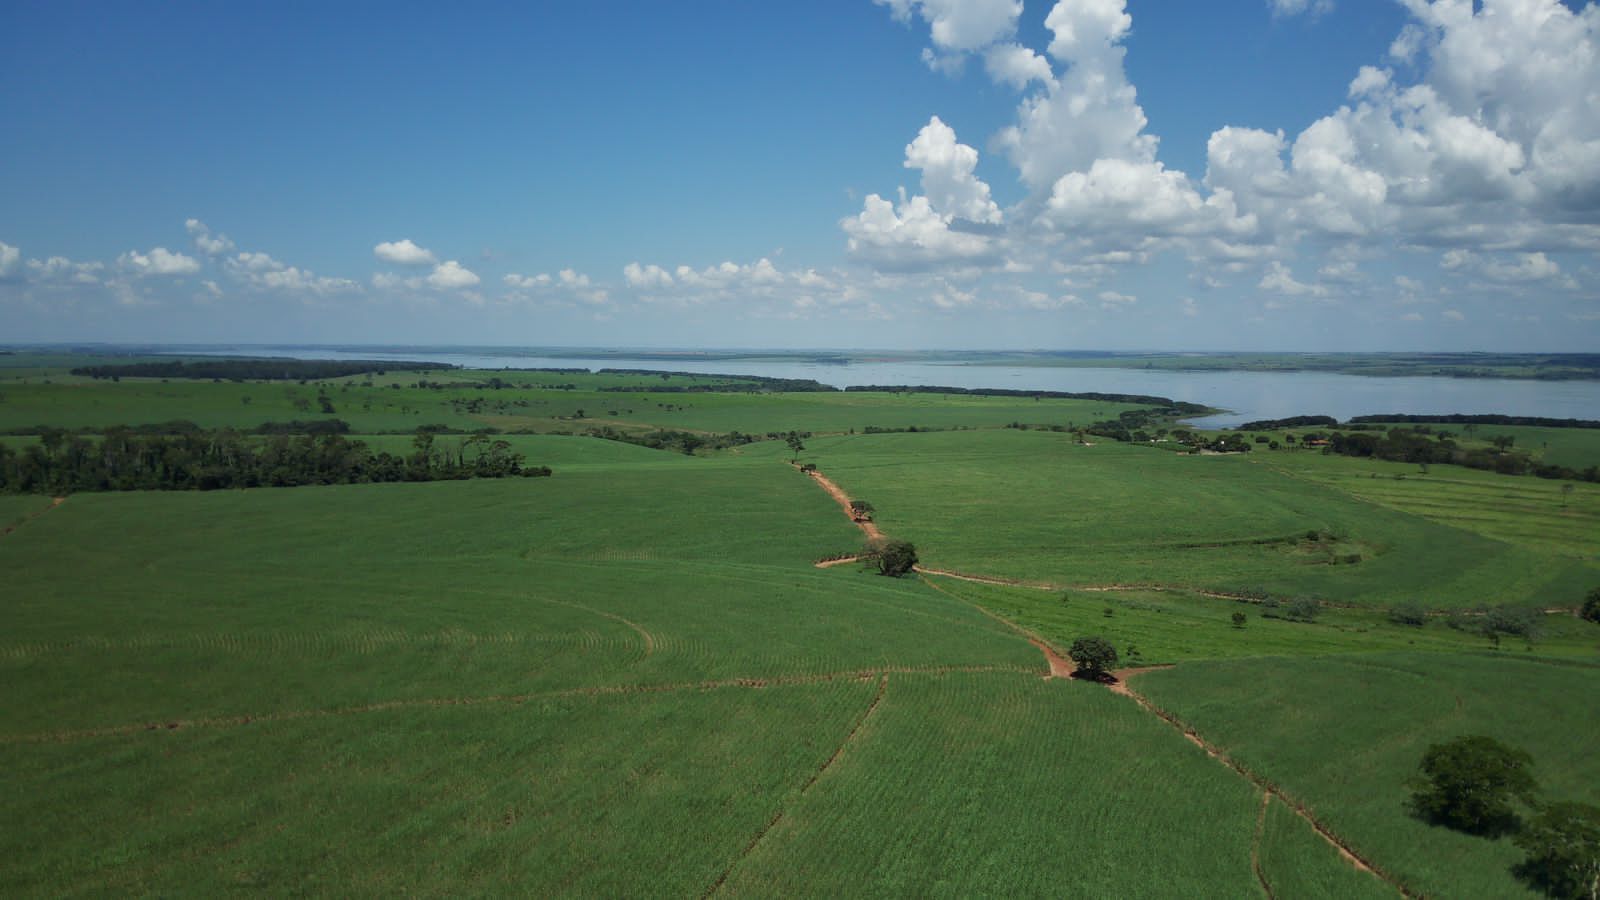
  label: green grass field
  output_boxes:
[1134,653,1600,898]
[0,371,1150,437]
[4,363,1598,895]
[1255,450,1600,559]
[789,429,1599,609]
[925,577,1600,666]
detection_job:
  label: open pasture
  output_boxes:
[1257,450,1600,561]
[0,363,1156,438]
[792,429,1598,608]
[4,367,1596,895]
[1134,653,1600,898]
[0,461,1048,736]
[926,577,1600,666]
[2,681,884,896]
[0,448,1382,896]
[718,671,1376,897]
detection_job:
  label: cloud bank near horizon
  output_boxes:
[1,0,1595,348]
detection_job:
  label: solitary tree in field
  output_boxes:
[785,431,805,463]
[1563,482,1576,508]
[866,538,917,577]
[1408,735,1538,835]
[1582,587,1600,625]
[1067,636,1118,681]
[1513,802,1600,900]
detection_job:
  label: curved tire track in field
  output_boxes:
[1109,670,1409,898]
[3,665,1032,747]
[918,574,1073,679]
[1251,792,1276,900]
[0,496,66,539]
[534,595,657,658]
[702,673,890,898]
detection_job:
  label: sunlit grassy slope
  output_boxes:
[1135,653,1600,898]
[789,429,1598,608]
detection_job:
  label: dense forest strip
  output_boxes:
[0,429,548,494]
[702,674,890,898]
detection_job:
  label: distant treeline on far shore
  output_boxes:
[1237,413,1600,431]
[71,359,456,381]
[844,385,1210,413]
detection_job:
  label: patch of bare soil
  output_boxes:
[803,469,883,540]
[914,567,1060,590]
[1030,638,1075,678]
[814,555,864,568]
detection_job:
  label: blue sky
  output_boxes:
[1,0,1596,350]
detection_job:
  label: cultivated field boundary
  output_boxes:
[0,496,65,539]
[0,665,1022,747]
[798,461,1407,897]
[701,673,891,897]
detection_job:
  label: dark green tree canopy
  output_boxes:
[1513,802,1600,900]
[1582,587,1600,625]
[1409,735,1538,836]
[867,539,917,578]
[1067,637,1119,681]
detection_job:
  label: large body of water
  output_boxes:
[186,347,1600,428]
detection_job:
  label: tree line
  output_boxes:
[843,384,1210,413]
[595,369,838,392]
[71,359,454,381]
[581,425,807,456]
[1349,413,1600,429]
[0,428,549,494]
[1324,428,1599,482]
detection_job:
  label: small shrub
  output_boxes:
[1230,611,1247,629]
[1285,598,1321,622]
[1482,605,1540,640]
[1583,587,1600,625]
[1389,603,1429,627]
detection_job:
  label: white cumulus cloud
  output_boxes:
[875,0,1022,51]
[427,260,480,289]
[185,219,235,257]
[375,239,439,266]
[119,247,200,277]
[0,241,20,281]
